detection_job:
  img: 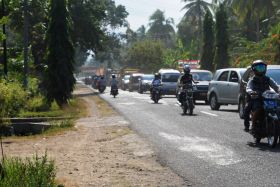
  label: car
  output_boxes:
[207,68,246,110]
[191,69,213,103]
[138,74,154,94]
[238,65,280,119]
[121,75,130,90]
[128,73,144,92]
[159,69,181,95]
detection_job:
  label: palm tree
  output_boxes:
[147,9,175,48]
[182,0,213,57]
[231,0,274,42]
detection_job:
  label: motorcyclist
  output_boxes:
[177,65,197,105]
[110,74,118,94]
[98,75,106,87]
[150,73,162,96]
[244,60,279,132]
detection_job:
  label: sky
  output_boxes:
[114,0,186,31]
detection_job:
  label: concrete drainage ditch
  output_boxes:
[0,117,72,136]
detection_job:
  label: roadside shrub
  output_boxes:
[25,95,50,112]
[0,80,28,117]
[0,153,56,187]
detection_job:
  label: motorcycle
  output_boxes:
[111,86,118,98]
[181,83,195,115]
[250,90,280,148]
[151,84,161,104]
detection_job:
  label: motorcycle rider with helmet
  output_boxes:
[110,74,118,94]
[98,75,106,87]
[150,73,162,96]
[177,65,197,105]
[243,60,279,132]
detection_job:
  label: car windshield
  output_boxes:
[124,75,130,80]
[267,69,280,85]
[191,72,213,81]
[162,73,180,82]
[142,75,154,80]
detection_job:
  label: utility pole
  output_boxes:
[1,0,7,78]
[23,0,29,88]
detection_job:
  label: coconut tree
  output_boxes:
[231,0,274,42]
[182,0,213,56]
[147,9,175,48]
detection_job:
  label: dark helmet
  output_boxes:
[112,74,116,78]
[251,60,267,76]
[154,73,161,79]
[183,64,191,74]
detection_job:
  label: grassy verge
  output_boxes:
[0,153,60,187]
[19,98,88,118]
[43,120,76,136]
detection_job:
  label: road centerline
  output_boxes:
[200,111,218,117]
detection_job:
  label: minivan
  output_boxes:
[159,69,181,95]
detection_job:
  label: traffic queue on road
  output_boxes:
[85,61,280,148]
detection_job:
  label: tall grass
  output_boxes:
[0,153,57,187]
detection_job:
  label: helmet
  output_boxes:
[112,74,116,78]
[154,73,161,79]
[183,64,191,74]
[251,60,267,76]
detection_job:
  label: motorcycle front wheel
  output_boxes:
[183,102,187,115]
[187,100,193,115]
[154,93,159,103]
[267,120,279,148]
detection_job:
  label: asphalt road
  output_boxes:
[98,88,280,187]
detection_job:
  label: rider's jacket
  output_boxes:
[246,75,279,95]
[99,79,106,86]
[110,78,118,88]
[152,78,161,86]
[179,73,193,86]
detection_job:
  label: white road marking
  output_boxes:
[133,96,151,100]
[200,111,218,117]
[118,102,135,105]
[159,132,241,166]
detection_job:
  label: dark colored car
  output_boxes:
[191,70,213,103]
[238,65,280,119]
[128,73,144,92]
[121,75,130,90]
[138,74,154,94]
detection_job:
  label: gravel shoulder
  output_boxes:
[3,84,188,187]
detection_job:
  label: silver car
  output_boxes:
[207,68,246,110]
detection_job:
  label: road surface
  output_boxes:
[99,88,280,187]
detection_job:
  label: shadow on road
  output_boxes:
[180,113,199,117]
[218,109,238,113]
[247,141,280,152]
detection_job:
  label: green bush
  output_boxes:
[0,153,57,187]
[25,95,49,112]
[0,80,28,117]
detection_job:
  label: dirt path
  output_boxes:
[3,85,189,187]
